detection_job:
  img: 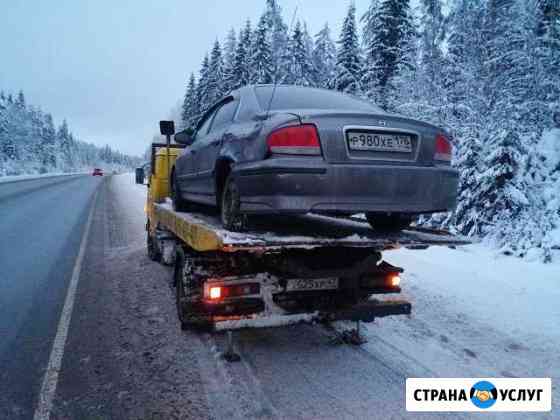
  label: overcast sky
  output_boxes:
[1,0,377,156]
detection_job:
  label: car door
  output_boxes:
[176,108,215,196]
[195,98,239,196]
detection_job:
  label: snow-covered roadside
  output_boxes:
[361,245,559,414]
[0,171,88,184]
[387,245,560,345]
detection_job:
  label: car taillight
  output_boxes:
[267,124,321,155]
[434,134,452,162]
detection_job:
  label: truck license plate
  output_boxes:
[286,278,339,292]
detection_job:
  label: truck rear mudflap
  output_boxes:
[328,299,412,322]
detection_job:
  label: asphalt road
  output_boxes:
[0,175,101,419]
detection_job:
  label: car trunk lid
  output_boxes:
[287,109,441,165]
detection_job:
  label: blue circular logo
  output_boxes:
[470,381,498,409]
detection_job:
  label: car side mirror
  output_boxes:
[174,130,194,146]
[159,120,175,136]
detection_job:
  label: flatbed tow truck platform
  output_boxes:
[145,134,471,360]
[152,200,467,253]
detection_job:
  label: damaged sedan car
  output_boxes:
[171,85,458,232]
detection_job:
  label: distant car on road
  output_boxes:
[171,85,459,232]
[92,168,103,176]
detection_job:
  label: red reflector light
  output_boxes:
[434,134,452,162]
[204,282,260,302]
[267,124,321,155]
[388,275,401,287]
[209,286,221,300]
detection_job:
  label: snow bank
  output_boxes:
[385,244,560,344]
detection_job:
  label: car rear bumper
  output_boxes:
[233,158,458,214]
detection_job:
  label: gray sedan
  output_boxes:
[172,85,458,232]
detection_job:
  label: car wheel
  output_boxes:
[221,174,248,232]
[171,172,190,212]
[175,249,191,330]
[175,249,211,331]
[366,213,413,232]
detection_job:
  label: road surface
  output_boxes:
[0,175,100,419]
[0,174,557,419]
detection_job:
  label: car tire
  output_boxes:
[175,249,191,330]
[221,174,248,232]
[366,213,413,232]
[175,249,212,331]
[171,172,190,212]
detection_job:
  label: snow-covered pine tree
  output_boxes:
[370,0,416,109]
[41,113,57,169]
[251,14,274,84]
[361,0,381,100]
[15,90,25,109]
[443,0,484,123]
[285,20,315,86]
[509,0,560,260]
[302,23,317,85]
[28,106,45,171]
[452,129,483,235]
[334,3,363,95]
[411,0,446,123]
[312,23,336,89]
[195,53,211,118]
[181,73,197,130]
[475,0,535,253]
[56,120,74,171]
[207,40,225,105]
[536,0,560,121]
[0,94,8,171]
[10,90,28,162]
[477,127,529,248]
[223,28,238,93]
[264,0,289,81]
[388,25,421,118]
[436,0,488,235]
[0,93,16,174]
[231,20,253,90]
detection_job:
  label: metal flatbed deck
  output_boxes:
[153,201,470,252]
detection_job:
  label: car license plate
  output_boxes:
[347,131,412,153]
[286,277,339,292]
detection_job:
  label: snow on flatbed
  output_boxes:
[156,200,471,250]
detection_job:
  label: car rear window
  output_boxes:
[254,86,382,112]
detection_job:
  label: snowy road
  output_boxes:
[1,174,558,419]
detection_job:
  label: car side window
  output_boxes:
[209,99,238,133]
[194,110,215,141]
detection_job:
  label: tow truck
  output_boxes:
[145,121,470,361]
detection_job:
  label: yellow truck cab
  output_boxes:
[145,143,183,244]
[148,146,181,203]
